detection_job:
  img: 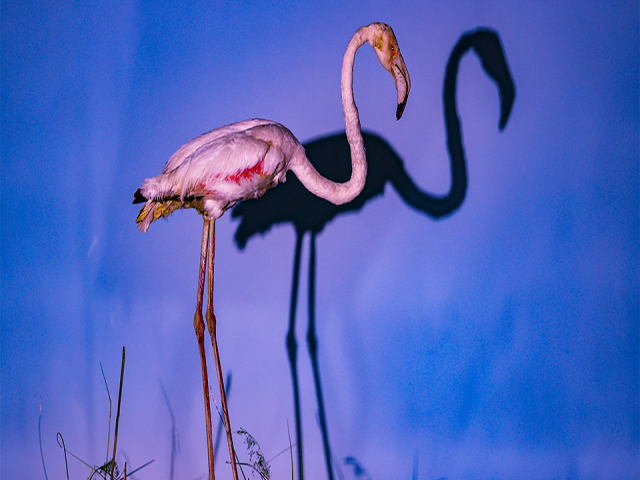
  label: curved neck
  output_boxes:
[341,26,369,170]
[290,26,373,205]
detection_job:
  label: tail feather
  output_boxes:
[134,173,184,232]
[136,199,184,233]
[136,202,157,233]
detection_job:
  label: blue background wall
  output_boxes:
[2,1,638,479]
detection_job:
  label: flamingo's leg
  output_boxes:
[194,219,216,480]
[287,232,305,480]
[205,219,239,480]
[307,232,334,480]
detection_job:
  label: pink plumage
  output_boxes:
[134,120,302,231]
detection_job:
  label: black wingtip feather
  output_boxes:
[133,188,147,204]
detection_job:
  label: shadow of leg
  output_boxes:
[287,232,305,480]
[307,233,334,480]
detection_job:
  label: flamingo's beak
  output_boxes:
[392,54,410,120]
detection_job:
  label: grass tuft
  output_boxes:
[236,428,271,480]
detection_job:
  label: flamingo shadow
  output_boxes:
[232,28,515,480]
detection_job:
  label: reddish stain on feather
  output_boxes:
[225,159,267,185]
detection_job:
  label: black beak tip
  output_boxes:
[396,100,407,120]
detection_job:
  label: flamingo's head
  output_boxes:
[369,23,411,120]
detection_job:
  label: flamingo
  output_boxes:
[133,22,410,480]
[231,28,515,480]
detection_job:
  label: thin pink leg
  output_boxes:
[205,220,239,480]
[195,219,216,480]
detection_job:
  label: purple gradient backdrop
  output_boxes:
[2,1,638,479]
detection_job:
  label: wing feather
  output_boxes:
[170,131,272,198]
[163,119,277,173]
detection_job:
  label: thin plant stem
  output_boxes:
[111,346,126,480]
[56,433,70,480]
[36,395,49,480]
[125,459,155,477]
[100,363,113,467]
[287,421,294,480]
